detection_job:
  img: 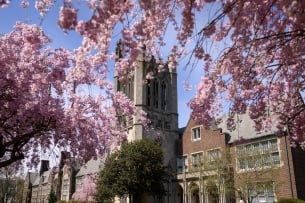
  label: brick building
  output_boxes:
[176,114,305,203]
[21,46,305,203]
[176,119,232,203]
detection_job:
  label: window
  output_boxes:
[156,120,162,128]
[76,176,83,191]
[271,152,280,165]
[161,82,167,111]
[127,82,133,100]
[238,158,246,170]
[270,139,278,152]
[62,179,69,192]
[177,156,188,173]
[153,81,159,108]
[192,127,201,141]
[205,149,221,170]
[42,185,47,195]
[62,195,67,201]
[207,149,220,162]
[249,182,275,203]
[236,139,280,171]
[32,187,38,197]
[191,152,203,169]
[146,80,151,106]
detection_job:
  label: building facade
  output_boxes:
[176,119,233,203]
[28,161,54,203]
[73,157,105,201]
[176,114,305,203]
[22,153,78,203]
[21,45,305,203]
[114,45,180,203]
[22,172,38,203]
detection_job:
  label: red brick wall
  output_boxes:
[178,119,303,201]
[231,136,299,201]
[291,143,305,200]
[276,136,298,199]
[181,119,225,167]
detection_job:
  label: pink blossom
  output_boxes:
[58,6,78,30]
[20,0,28,8]
[0,0,10,8]
[73,175,97,201]
[1,0,305,169]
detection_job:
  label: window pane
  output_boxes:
[258,195,266,203]
[269,139,278,152]
[207,149,220,162]
[238,158,246,170]
[191,153,203,168]
[261,141,268,153]
[236,139,280,170]
[271,152,280,165]
[267,195,275,203]
[177,156,188,173]
[192,127,201,141]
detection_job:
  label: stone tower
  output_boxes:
[114,44,179,202]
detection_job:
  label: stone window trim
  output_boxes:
[247,181,276,203]
[191,151,204,169]
[177,155,188,173]
[206,148,221,163]
[191,126,201,141]
[236,138,281,172]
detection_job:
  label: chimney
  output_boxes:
[39,160,49,176]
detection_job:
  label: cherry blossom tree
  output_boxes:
[73,175,97,202]
[81,0,303,148]
[55,0,305,147]
[187,0,305,148]
[0,22,134,168]
[1,0,305,169]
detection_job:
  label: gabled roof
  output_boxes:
[32,175,40,186]
[29,172,38,183]
[75,157,106,177]
[217,113,279,143]
[32,169,53,186]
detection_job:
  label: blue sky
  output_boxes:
[0,1,213,128]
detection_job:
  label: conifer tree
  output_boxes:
[95,139,169,203]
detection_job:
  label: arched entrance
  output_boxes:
[206,185,219,203]
[176,184,183,203]
[189,183,200,203]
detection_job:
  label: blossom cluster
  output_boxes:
[2,0,305,168]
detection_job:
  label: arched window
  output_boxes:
[146,80,151,106]
[161,81,167,111]
[153,80,159,108]
[127,81,133,100]
[117,79,121,92]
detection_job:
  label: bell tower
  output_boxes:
[113,43,179,168]
[114,47,178,130]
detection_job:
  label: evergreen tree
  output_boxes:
[47,189,57,203]
[95,139,169,203]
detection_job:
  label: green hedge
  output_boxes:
[277,198,305,203]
